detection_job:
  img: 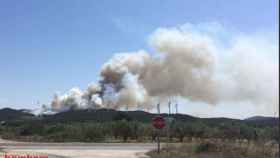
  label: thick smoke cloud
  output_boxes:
[51,84,102,112]
[49,23,279,116]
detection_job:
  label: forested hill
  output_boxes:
[0,108,278,126]
[0,108,34,121]
[244,116,279,126]
[39,109,197,123]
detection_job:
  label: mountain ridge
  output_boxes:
[0,108,278,126]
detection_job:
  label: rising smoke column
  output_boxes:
[143,27,218,103]
[100,51,152,109]
[51,84,102,112]
[49,22,279,116]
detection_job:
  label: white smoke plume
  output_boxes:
[51,84,102,112]
[49,22,279,116]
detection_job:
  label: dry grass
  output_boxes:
[147,140,279,158]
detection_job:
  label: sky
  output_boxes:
[0,0,278,118]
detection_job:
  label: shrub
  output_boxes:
[194,141,218,153]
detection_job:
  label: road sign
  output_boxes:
[152,116,166,129]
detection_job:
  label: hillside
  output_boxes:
[0,108,278,126]
[39,109,278,126]
[0,108,35,121]
[245,116,279,126]
[40,108,197,123]
[0,107,278,143]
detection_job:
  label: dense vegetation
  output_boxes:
[147,141,279,158]
[0,108,278,143]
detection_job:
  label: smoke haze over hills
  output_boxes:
[48,23,278,117]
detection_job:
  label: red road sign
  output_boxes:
[152,116,166,129]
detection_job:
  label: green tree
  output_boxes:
[112,120,132,142]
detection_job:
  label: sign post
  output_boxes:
[157,129,160,154]
[152,115,166,154]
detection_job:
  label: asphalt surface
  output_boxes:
[0,142,157,158]
[0,142,157,150]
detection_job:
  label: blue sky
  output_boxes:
[0,0,278,115]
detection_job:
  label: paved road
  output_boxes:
[0,142,157,158]
[1,142,156,149]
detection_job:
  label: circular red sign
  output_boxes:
[152,116,166,129]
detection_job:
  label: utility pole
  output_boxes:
[167,101,171,142]
[156,103,161,154]
[157,103,161,114]
[168,101,171,116]
[125,105,128,112]
[274,110,278,118]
